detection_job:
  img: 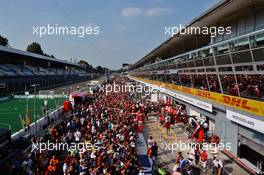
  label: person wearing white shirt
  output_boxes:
[212,156,223,175]
[74,130,81,142]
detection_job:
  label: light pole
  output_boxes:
[31,84,39,136]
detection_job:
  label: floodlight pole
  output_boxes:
[31,84,39,136]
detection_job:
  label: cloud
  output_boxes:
[145,7,172,16]
[121,7,143,17]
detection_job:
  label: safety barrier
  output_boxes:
[11,106,64,140]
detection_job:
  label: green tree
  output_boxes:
[96,66,103,73]
[78,60,91,72]
[78,60,89,67]
[26,42,43,55]
[0,35,9,46]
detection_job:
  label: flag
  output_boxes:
[26,112,30,126]
[26,102,30,126]
[19,114,25,128]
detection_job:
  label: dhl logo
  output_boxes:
[220,95,253,111]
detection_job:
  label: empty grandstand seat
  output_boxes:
[0,64,17,76]
[6,64,26,76]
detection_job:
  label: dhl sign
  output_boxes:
[133,77,264,117]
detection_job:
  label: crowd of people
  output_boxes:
[4,78,152,175]
[2,76,228,175]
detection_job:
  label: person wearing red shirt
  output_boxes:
[200,149,208,170]
[164,118,171,135]
[50,127,57,140]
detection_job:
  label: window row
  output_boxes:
[141,32,264,72]
[136,73,264,101]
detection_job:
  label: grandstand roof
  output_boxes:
[0,45,80,67]
[131,0,262,69]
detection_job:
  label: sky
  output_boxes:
[0,0,220,70]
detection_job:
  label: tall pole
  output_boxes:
[31,84,39,135]
[34,84,36,135]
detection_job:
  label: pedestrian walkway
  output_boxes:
[136,133,153,175]
[142,116,253,175]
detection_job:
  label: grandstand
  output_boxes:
[0,45,98,96]
[129,0,264,173]
[0,45,101,133]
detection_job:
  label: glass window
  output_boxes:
[255,33,264,47]
[179,74,192,87]
[215,54,232,65]
[167,60,174,69]
[207,74,220,93]
[206,68,216,72]
[171,74,181,85]
[220,74,238,96]
[151,74,156,80]
[158,74,166,82]
[219,67,233,72]
[233,38,250,51]
[231,50,252,63]
[195,58,203,67]
[201,48,213,58]
[164,62,170,70]
[182,62,188,68]
[251,33,264,62]
[191,74,209,90]
[177,63,182,69]
[203,57,215,66]
[197,68,205,72]
[164,74,172,83]
[187,61,195,68]
[171,60,178,69]
[237,74,264,100]
[214,43,229,55]
[235,65,253,71]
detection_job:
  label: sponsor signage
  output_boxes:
[132,77,264,117]
[160,87,213,112]
[226,110,264,134]
[130,76,212,112]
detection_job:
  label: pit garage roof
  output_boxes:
[132,0,264,69]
